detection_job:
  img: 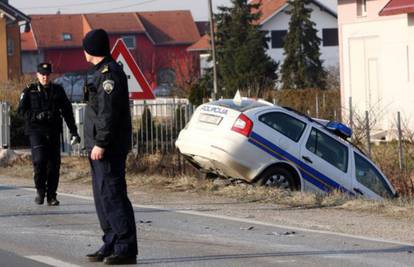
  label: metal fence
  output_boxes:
[62,101,196,156]
[0,102,10,149]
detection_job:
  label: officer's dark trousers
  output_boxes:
[89,153,138,256]
[29,133,61,199]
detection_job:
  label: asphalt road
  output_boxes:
[0,183,413,267]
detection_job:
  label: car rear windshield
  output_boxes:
[210,99,269,112]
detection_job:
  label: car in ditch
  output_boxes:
[175,96,397,200]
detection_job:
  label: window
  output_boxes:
[354,153,393,198]
[271,30,287,49]
[62,33,72,41]
[357,0,367,17]
[7,39,14,56]
[259,112,306,142]
[122,35,136,49]
[322,28,338,47]
[306,128,348,172]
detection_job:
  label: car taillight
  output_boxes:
[231,114,253,137]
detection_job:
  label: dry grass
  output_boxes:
[1,154,413,220]
[0,77,34,110]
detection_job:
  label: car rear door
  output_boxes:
[299,127,352,194]
[252,110,308,163]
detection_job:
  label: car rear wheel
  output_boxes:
[257,166,297,190]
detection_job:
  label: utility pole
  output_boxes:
[208,0,218,100]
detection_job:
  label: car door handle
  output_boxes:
[302,156,313,164]
[353,188,364,195]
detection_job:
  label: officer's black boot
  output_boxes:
[103,254,137,265]
[34,191,45,205]
[86,251,109,262]
[47,197,60,206]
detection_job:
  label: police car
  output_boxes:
[175,96,397,200]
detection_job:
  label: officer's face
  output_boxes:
[36,72,50,86]
[84,51,93,63]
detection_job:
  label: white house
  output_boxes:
[252,0,339,68]
[338,0,414,136]
[188,0,339,76]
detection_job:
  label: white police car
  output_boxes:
[175,97,397,200]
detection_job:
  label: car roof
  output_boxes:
[208,98,272,112]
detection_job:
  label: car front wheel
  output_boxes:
[257,166,297,190]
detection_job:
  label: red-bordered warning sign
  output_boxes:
[111,39,155,100]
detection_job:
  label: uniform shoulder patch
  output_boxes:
[103,80,115,94]
[26,83,36,92]
[101,65,109,74]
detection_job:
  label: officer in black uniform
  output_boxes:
[82,29,137,265]
[18,63,80,206]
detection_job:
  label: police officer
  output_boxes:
[82,29,137,265]
[18,63,80,206]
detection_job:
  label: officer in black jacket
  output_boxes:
[82,29,137,265]
[18,63,80,206]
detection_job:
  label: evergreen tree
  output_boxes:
[281,0,326,89]
[214,0,278,97]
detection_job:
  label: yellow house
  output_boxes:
[0,0,30,82]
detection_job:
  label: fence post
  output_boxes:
[349,97,353,141]
[0,102,11,148]
[365,111,371,158]
[315,94,319,118]
[349,97,353,127]
[397,111,404,171]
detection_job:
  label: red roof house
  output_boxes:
[21,11,201,92]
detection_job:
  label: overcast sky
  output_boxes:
[9,0,336,21]
[9,0,233,21]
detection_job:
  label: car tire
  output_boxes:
[257,166,297,190]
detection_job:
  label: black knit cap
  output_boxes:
[82,29,110,57]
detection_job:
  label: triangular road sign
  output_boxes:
[111,39,155,100]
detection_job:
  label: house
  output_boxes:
[338,0,414,135]
[187,0,339,79]
[251,0,339,68]
[187,34,211,76]
[21,11,201,95]
[0,0,30,82]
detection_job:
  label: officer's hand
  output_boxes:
[70,134,81,146]
[91,146,105,160]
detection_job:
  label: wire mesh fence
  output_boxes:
[2,93,414,195]
[61,101,196,157]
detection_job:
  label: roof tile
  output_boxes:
[187,34,210,52]
[23,11,201,49]
[21,31,37,51]
[30,14,84,48]
[84,13,145,33]
[250,0,287,24]
[138,11,200,45]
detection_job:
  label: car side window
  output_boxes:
[259,112,306,142]
[305,128,348,172]
[354,152,393,198]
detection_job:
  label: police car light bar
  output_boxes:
[326,121,352,139]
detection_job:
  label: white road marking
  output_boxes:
[25,255,81,267]
[11,186,414,247]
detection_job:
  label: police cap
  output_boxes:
[37,63,52,75]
